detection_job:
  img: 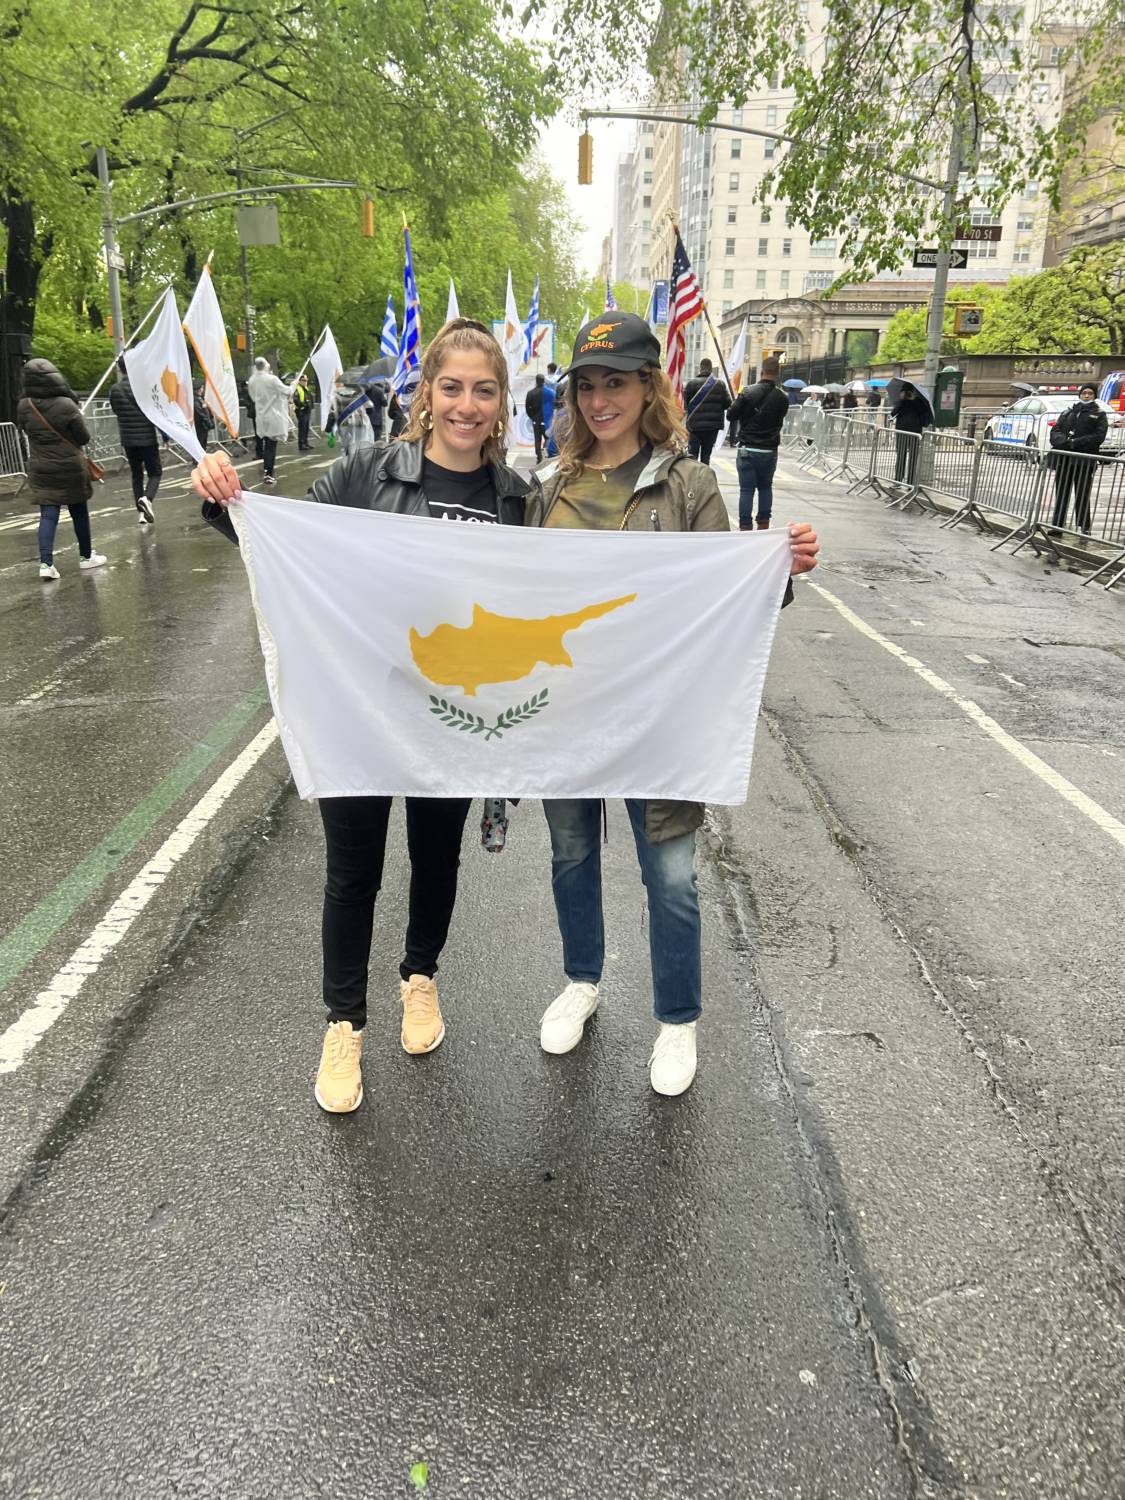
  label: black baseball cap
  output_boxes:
[564,312,662,375]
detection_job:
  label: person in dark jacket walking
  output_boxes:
[193,382,214,453]
[109,360,162,524]
[727,355,791,530]
[890,383,932,483]
[1049,385,1107,533]
[524,373,549,460]
[293,373,315,450]
[18,359,107,579]
[191,318,528,1115]
[682,358,731,466]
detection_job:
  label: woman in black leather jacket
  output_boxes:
[192,319,527,1115]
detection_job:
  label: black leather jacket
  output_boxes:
[203,437,528,540]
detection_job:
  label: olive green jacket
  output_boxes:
[526,446,732,845]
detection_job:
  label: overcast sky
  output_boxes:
[537,114,636,276]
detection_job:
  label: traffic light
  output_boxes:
[361,197,375,237]
[105,315,114,340]
[578,132,593,185]
[236,331,248,352]
[953,305,983,336]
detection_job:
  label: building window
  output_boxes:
[643,171,653,185]
[726,237,736,254]
[766,106,777,126]
[756,270,767,289]
[640,266,649,280]
[1013,245,1031,263]
[798,0,809,15]
[722,300,733,313]
[644,146,654,159]
[723,270,734,289]
[727,206,737,224]
[643,219,651,232]
[758,237,769,255]
[729,174,740,192]
[761,206,772,223]
[780,270,790,291]
[803,272,833,291]
[967,241,998,259]
[1017,214,1034,231]
[1046,45,1062,65]
[732,108,743,126]
[782,238,792,256]
[764,141,776,159]
[731,139,742,159]
[810,237,837,257]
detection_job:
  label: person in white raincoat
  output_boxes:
[246,356,295,485]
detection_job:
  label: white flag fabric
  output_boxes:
[714,317,748,455]
[446,279,460,322]
[123,288,204,460]
[230,495,792,802]
[182,266,240,440]
[309,326,342,429]
[501,270,525,383]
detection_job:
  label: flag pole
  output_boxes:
[81,285,172,412]
[294,323,330,384]
[701,303,735,393]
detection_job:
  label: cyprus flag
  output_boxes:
[231,495,792,801]
[123,288,205,461]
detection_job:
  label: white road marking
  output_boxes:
[0,720,279,1074]
[965,653,989,664]
[808,580,1125,853]
[16,636,123,706]
[1000,673,1027,690]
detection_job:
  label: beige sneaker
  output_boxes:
[314,1021,363,1113]
[400,974,445,1054]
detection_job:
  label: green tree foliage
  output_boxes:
[536,0,1120,280]
[877,244,1125,359]
[0,0,563,411]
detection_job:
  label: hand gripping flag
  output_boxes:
[123,288,205,461]
[380,297,399,360]
[524,274,540,363]
[393,220,421,396]
[229,497,793,801]
[183,265,240,441]
[666,228,704,403]
[310,326,343,429]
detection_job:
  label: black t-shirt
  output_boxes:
[421,458,499,524]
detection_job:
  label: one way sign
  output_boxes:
[913,247,969,269]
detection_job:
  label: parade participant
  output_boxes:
[525,313,819,1098]
[191,319,528,1114]
[18,358,107,579]
[246,355,295,485]
[727,353,789,531]
[109,358,162,524]
[682,356,732,466]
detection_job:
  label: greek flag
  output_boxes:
[524,274,540,362]
[393,220,421,396]
[380,296,399,360]
[604,279,618,311]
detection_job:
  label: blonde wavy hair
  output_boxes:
[556,365,687,479]
[399,319,510,466]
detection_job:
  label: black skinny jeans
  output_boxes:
[261,436,278,475]
[125,444,162,503]
[688,429,718,465]
[318,796,471,1028]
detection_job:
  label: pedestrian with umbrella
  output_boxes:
[887,378,933,484]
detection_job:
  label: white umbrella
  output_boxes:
[802,384,828,396]
[846,379,869,392]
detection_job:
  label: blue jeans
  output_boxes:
[736,448,778,527]
[38,503,92,565]
[543,799,702,1024]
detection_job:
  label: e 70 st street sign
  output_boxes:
[913,247,969,269]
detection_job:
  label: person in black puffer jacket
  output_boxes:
[109,359,162,524]
[682,358,731,466]
[727,354,790,529]
[1049,384,1108,533]
[17,358,107,580]
[190,316,528,1118]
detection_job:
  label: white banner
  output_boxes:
[183,265,240,440]
[231,496,792,802]
[123,289,204,460]
[310,326,342,430]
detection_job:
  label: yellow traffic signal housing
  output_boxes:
[105,315,114,340]
[361,197,375,237]
[578,132,593,185]
[953,305,983,336]
[236,330,248,352]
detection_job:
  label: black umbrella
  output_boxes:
[362,355,396,381]
[886,377,934,423]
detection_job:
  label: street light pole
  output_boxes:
[96,147,126,356]
[923,12,974,395]
[234,136,255,364]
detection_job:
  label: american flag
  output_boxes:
[392,219,421,396]
[666,228,704,401]
[604,278,618,310]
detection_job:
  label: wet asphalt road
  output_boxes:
[1,439,1123,1498]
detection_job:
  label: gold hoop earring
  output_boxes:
[493,419,505,439]
[420,408,433,431]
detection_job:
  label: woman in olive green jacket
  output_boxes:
[526,312,819,1098]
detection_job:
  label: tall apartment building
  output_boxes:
[1043,25,1125,263]
[613,130,657,288]
[613,3,1068,371]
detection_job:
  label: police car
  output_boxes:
[983,390,1125,454]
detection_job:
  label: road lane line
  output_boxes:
[16,636,123,706]
[0,687,269,997]
[807,580,1125,853]
[0,720,279,1073]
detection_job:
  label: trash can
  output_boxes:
[933,366,964,429]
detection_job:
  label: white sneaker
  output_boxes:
[39,563,60,581]
[539,981,599,1055]
[649,1021,698,1097]
[79,553,108,571]
[137,496,155,523]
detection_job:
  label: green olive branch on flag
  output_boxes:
[428,689,549,740]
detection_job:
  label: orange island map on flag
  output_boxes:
[230,495,793,803]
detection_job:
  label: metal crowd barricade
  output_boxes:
[1003,448,1125,563]
[0,421,28,480]
[84,399,126,471]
